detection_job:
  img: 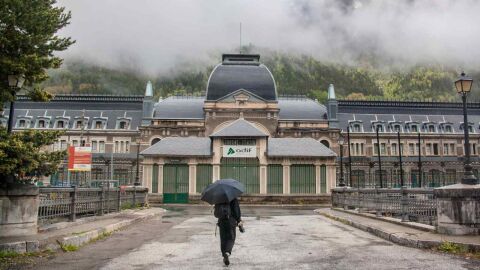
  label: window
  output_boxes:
[410,125,418,133]
[75,120,85,129]
[428,125,435,133]
[99,141,105,152]
[114,140,130,153]
[38,120,46,128]
[60,140,67,150]
[17,119,26,128]
[350,142,364,156]
[443,143,455,156]
[92,141,97,152]
[472,143,477,155]
[151,138,161,146]
[469,126,475,133]
[72,140,79,147]
[392,143,397,155]
[351,124,362,132]
[320,140,330,148]
[426,143,439,156]
[94,121,103,129]
[375,125,384,132]
[57,120,65,128]
[373,143,386,155]
[392,124,402,133]
[118,121,128,129]
[409,143,415,155]
[444,125,453,133]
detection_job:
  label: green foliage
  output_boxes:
[60,244,78,252]
[437,241,468,254]
[0,250,20,259]
[0,0,74,104]
[41,48,478,102]
[0,128,66,184]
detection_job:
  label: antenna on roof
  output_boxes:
[239,22,242,54]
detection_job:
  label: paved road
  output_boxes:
[24,206,479,270]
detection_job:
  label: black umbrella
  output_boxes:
[201,179,245,204]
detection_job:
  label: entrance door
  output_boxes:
[290,164,316,194]
[163,164,189,203]
[221,158,259,194]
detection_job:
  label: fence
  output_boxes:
[38,186,148,224]
[331,187,437,226]
[337,170,461,189]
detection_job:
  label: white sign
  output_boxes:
[223,145,257,158]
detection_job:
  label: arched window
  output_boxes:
[38,120,46,128]
[151,138,161,145]
[17,119,26,128]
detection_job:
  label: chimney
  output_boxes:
[142,81,154,125]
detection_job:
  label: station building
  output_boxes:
[139,54,337,202]
[4,53,480,202]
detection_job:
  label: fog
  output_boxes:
[57,0,480,74]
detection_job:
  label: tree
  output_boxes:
[0,128,66,185]
[0,0,75,103]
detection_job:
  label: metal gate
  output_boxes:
[267,164,283,194]
[290,164,315,194]
[196,164,212,194]
[152,164,158,193]
[221,158,259,194]
[163,163,189,203]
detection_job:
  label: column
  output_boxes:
[157,164,163,194]
[212,164,220,182]
[315,164,321,194]
[326,164,336,194]
[283,164,290,194]
[189,163,197,194]
[260,165,267,194]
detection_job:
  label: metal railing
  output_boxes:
[332,187,437,226]
[38,186,148,224]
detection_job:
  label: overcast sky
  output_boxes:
[57,0,480,74]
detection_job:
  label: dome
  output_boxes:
[206,54,277,101]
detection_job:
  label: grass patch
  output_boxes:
[0,250,54,269]
[91,231,113,242]
[435,241,480,259]
[121,202,144,210]
[60,244,79,252]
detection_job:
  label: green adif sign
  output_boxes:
[223,145,257,158]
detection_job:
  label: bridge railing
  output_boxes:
[332,187,437,226]
[38,186,148,224]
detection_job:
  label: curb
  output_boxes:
[0,209,163,254]
[331,208,435,232]
[315,209,480,252]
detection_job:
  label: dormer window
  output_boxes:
[460,123,474,133]
[116,118,131,130]
[423,123,436,133]
[74,120,87,129]
[38,120,46,128]
[391,123,402,133]
[18,119,26,128]
[57,121,65,128]
[16,117,31,129]
[0,117,7,128]
[94,121,104,129]
[372,122,385,132]
[350,123,362,132]
[441,124,453,133]
[410,125,418,133]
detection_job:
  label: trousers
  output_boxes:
[218,218,237,255]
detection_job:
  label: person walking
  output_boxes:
[214,197,244,266]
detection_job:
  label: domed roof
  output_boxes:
[206,54,277,101]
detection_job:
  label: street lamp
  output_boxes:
[6,74,25,134]
[338,135,346,187]
[134,137,142,186]
[455,72,478,185]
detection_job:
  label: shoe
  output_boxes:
[223,252,230,266]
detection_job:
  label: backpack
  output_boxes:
[214,203,231,220]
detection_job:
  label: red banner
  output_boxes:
[68,146,92,171]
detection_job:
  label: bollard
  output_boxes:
[70,185,77,222]
[401,186,409,222]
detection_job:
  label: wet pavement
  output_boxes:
[20,205,480,270]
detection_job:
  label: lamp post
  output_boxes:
[347,127,353,187]
[6,74,26,134]
[455,72,478,185]
[338,135,346,187]
[134,137,141,186]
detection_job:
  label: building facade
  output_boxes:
[2,53,478,197]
